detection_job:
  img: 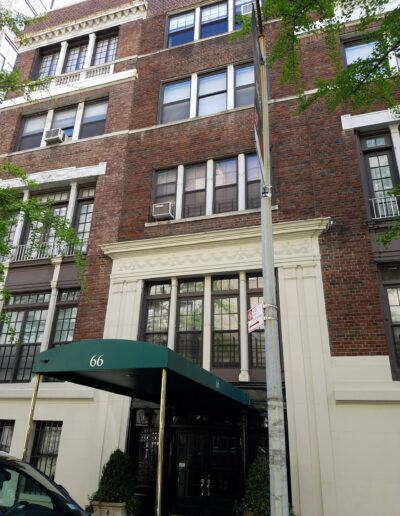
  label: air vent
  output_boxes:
[44,128,65,144]
[152,202,175,220]
[241,2,254,15]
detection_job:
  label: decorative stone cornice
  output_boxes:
[22,1,147,50]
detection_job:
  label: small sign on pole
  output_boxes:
[248,302,264,333]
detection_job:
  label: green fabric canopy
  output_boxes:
[33,339,250,408]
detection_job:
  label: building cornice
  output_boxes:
[22,1,147,50]
[102,218,330,258]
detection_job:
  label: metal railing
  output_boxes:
[370,196,400,219]
[2,239,88,263]
[54,63,113,87]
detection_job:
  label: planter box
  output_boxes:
[91,501,128,516]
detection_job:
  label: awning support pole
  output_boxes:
[22,373,41,461]
[156,368,167,516]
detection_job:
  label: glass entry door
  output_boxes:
[171,429,241,515]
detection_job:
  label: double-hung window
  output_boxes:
[75,187,95,249]
[235,64,255,107]
[344,40,377,65]
[144,283,171,346]
[51,107,77,141]
[177,280,204,365]
[168,11,195,47]
[161,79,191,123]
[63,39,88,73]
[212,277,240,367]
[0,292,50,383]
[92,32,118,66]
[19,114,46,151]
[183,163,207,217]
[198,70,227,116]
[246,154,261,209]
[214,158,238,213]
[79,100,108,139]
[247,275,265,367]
[200,2,228,39]
[0,420,14,453]
[154,169,177,209]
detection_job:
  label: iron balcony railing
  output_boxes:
[370,196,400,219]
[1,239,88,263]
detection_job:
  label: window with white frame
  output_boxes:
[17,99,108,151]
[92,31,119,66]
[177,279,204,365]
[152,152,261,220]
[36,47,60,78]
[166,1,254,47]
[160,64,254,124]
[19,114,47,151]
[214,158,238,213]
[63,39,88,73]
[343,39,400,71]
[143,282,171,346]
[51,290,80,348]
[167,10,195,48]
[198,70,227,116]
[161,79,191,124]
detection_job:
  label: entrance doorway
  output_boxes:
[170,429,241,515]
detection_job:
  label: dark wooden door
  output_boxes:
[171,429,241,515]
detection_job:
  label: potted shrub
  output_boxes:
[235,455,270,516]
[90,449,140,516]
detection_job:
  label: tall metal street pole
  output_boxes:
[254,1,289,514]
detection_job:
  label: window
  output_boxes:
[344,40,377,65]
[246,154,261,209]
[144,283,171,346]
[247,275,265,367]
[381,267,400,379]
[183,163,206,217]
[177,280,204,365]
[200,2,228,39]
[234,0,251,30]
[0,292,50,383]
[19,114,46,151]
[51,106,77,140]
[37,48,60,78]
[79,100,108,139]
[361,134,399,219]
[198,70,227,116]
[161,79,191,123]
[92,32,118,66]
[75,187,95,248]
[214,158,238,213]
[168,11,195,47]
[154,169,177,209]
[63,40,88,73]
[29,421,62,480]
[235,64,255,107]
[159,65,253,124]
[212,277,240,367]
[51,291,80,348]
[17,100,108,151]
[0,420,14,453]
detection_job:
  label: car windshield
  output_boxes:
[0,457,84,515]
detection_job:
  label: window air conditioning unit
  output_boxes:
[44,128,65,144]
[241,2,254,15]
[152,201,175,220]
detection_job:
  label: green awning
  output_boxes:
[33,339,250,408]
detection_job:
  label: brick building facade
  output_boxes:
[1,0,400,515]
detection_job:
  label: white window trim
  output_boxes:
[154,153,260,222]
[168,0,244,47]
[162,63,253,124]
